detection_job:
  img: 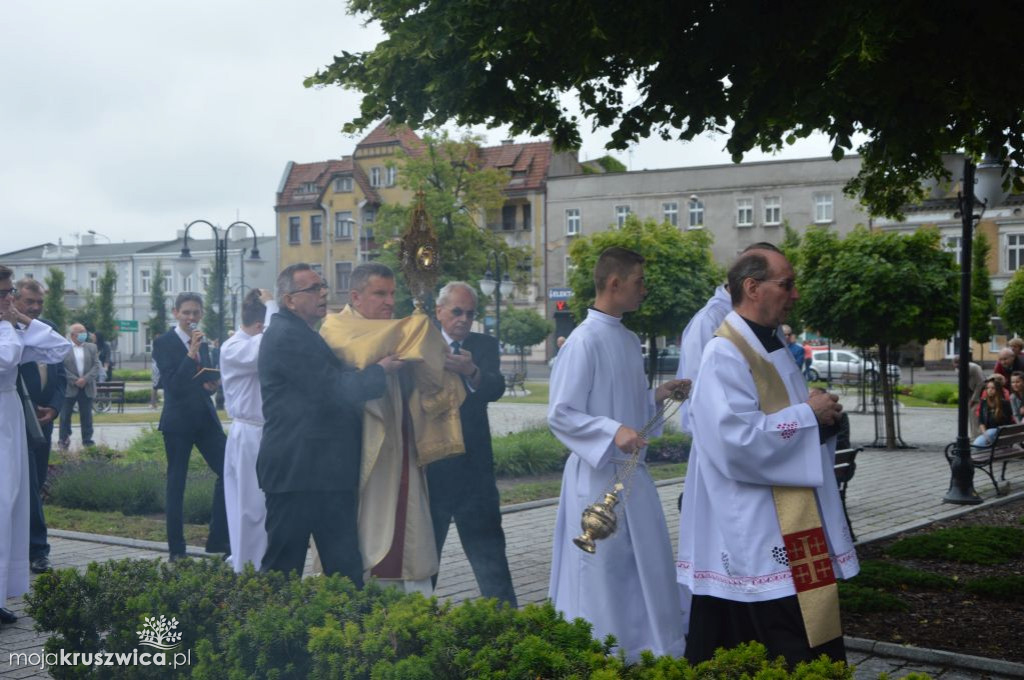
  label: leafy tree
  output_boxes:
[799,226,958,448]
[149,260,169,339]
[500,307,553,369]
[970,232,996,344]
[202,255,228,342]
[566,214,721,383]
[307,3,1024,218]
[42,267,68,334]
[372,129,530,316]
[778,222,806,335]
[96,263,118,346]
[999,269,1024,338]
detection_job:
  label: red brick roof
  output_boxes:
[276,158,382,210]
[356,119,424,157]
[477,141,553,194]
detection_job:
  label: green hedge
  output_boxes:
[492,427,567,477]
[48,459,215,523]
[113,369,153,381]
[26,558,862,680]
[909,383,958,405]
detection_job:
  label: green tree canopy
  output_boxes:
[500,307,552,366]
[566,215,720,381]
[149,260,168,339]
[307,3,1024,218]
[799,226,958,447]
[202,255,228,342]
[970,232,996,344]
[1000,269,1024,338]
[373,130,530,316]
[96,263,118,344]
[42,267,68,334]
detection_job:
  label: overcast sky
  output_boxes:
[2,0,844,255]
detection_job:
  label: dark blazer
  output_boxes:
[256,307,387,494]
[19,318,67,414]
[427,331,506,500]
[152,328,219,433]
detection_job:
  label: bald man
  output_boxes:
[59,323,100,448]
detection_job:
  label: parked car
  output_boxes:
[642,345,681,374]
[806,349,901,383]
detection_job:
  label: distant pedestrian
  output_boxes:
[59,322,100,448]
[782,324,804,373]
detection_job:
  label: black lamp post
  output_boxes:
[178,220,263,347]
[945,160,985,505]
[479,251,515,343]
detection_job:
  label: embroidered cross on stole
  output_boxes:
[716,320,842,648]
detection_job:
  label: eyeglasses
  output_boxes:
[448,307,476,320]
[0,288,13,298]
[760,278,796,291]
[290,282,328,295]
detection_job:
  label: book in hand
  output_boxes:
[192,366,220,382]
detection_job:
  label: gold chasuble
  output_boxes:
[716,320,842,648]
[319,307,466,581]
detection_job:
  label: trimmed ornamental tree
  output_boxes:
[499,307,553,371]
[148,260,168,340]
[970,232,996,344]
[999,269,1024,337]
[96,263,118,347]
[799,226,958,448]
[42,267,68,334]
[566,214,720,384]
[306,2,1024,219]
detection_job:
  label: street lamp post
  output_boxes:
[178,220,263,348]
[479,251,515,344]
[945,160,985,505]
[87,229,111,243]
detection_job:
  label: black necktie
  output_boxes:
[451,340,461,354]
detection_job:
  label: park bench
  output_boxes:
[944,422,1024,496]
[95,380,126,414]
[503,371,527,397]
[834,447,861,541]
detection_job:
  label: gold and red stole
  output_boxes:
[716,320,842,648]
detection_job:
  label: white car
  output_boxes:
[807,349,901,384]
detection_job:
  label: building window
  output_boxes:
[363,207,377,223]
[814,193,834,223]
[566,208,581,236]
[370,167,382,187]
[663,202,678,227]
[502,205,517,231]
[615,205,630,229]
[335,261,353,293]
[764,196,781,225]
[334,176,352,192]
[89,271,98,293]
[522,203,532,230]
[1008,233,1024,271]
[163,271,173,293]
[182,275,194,292]
[943,235,963,266]
[310,264,323,276]
[736,198,754,227]
[200,267,211,290]
[386,166,397,187]
[688,198,704,229]
[289,216,301,244]
[140,270,151,294]
[335,211,353,239]
[298,182,317,194]
[310,214,323,243]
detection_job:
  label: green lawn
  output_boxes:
[46,506,208,545]
[500,381,549,404]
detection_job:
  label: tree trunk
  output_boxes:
[879,344,896,449]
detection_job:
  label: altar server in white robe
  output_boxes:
[0,265,71,624]
[548,247,690,661]
[677,248,858,666]
[220,289,277,572]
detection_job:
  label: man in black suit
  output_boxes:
[152,292,229,560]
[257,263,400,583]
[429,281,517,605]
[14,278,67,574]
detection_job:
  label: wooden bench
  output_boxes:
[834,447,861,541]
[944,422,1024,496]
[95,380,126,414]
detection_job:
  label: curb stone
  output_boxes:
[846,637,1024,678]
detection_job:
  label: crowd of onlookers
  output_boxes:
[954,338,1024,447]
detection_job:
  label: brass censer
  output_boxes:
[573,381,691,554]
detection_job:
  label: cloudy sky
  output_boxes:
[2,0,843,255]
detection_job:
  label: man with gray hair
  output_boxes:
[257,263,399,581]
[14,279,67,574]
[428,281,516,604]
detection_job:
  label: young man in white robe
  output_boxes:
[0,265,71,625]
[220,289,276,572]
[676,248,858,666]
[548,247,690,661]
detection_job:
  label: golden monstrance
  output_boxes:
[398,190,441,312]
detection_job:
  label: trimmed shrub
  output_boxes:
[887,526,1024,565]
[492,427,567,477]
[125,389,152,403]
[27,559,859,680]
[838,582,908,613]
[114,369,153,381]
[646,432,691,463]
[963,574,1024,602]
[851,559,956,591]
[909,383,956,405]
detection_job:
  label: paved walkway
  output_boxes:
[4,402,1024,678]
